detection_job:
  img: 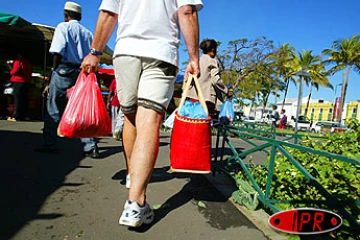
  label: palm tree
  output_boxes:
[248,62,285,116]
[322,35,360,122]
[268,43,296,109]
[288,50,333,117]
[304,63,333,116]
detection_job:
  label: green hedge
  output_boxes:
[234,119,360,239]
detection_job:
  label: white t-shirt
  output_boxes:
[99,0,203,67]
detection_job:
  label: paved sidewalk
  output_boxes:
[0,120,275,240]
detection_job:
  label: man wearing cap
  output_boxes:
[38,1,99,157]
[81,0,202,228]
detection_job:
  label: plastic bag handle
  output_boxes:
[178,74,209,116]
[67,72,97,102]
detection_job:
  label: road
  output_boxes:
[0,120,271,240]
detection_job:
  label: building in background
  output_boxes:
[301,100,333,122]
[344,101,360,123]
[276,98,302,120]
[235,97,359,125]
[274,97,311,120]
[301,99,359,124]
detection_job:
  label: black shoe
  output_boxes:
[35,146,59,154]
[84,146,99,158]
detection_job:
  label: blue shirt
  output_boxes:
[49,20,93,64]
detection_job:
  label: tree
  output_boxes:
[284,50,329,117]
[217,37,277,105]
[267,43,296,110]
[254,62,286,115]
[322,35,360,122]
[304,63,333,116]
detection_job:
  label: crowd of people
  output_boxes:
[2,0,289,229]
[2,0,204,229]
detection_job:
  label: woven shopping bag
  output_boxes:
[170,74,212,174]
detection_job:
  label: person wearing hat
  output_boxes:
[37,1,98,157]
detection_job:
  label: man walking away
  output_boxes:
[37,2,99,157]
[81,0,203,227]
[271,105,280,128]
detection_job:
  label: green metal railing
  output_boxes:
[213,123,360,234]
[232,120,327,143]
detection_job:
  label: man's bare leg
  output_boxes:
[128,106,163,206]
[122,112,136,177]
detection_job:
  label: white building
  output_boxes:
[240,97,331,121]
[241,105,273,120]
[275,97,331,120]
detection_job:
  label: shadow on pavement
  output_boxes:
[113,167,261,233]
[129,174,260,233]
[97,145,123,158]
[112,166,189,186]
[212,146,245,157]
[0,130,85,240]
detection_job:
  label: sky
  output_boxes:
[2,0,360,103]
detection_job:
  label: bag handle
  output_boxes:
[178,74,208,116]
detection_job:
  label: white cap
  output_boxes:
[64,1,82,14]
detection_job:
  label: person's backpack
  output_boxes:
[281,115,287,125]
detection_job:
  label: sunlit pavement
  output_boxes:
[0,120,278,240]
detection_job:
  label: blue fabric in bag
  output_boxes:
[178,100,208,119]
[219,99,235,123]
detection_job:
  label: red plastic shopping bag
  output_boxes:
[58,72,111,138]
[170,75,212,174]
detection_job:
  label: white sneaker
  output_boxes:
[119,200,154,227]
[126,174,130,189]
[113,130,121,141]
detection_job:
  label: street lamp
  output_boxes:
[294,70,311,135]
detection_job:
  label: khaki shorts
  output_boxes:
[113,55,177,114]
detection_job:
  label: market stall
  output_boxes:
[0,12,114,119]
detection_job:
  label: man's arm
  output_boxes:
[81,10,118,73]
[52,53,62,71]
[178,5,200,78]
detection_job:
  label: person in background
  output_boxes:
[270,105,280,128]
[37,1,98,157]
[188,39,228,119]
[81,0,202,228]
[7,53,32,122]
[227,87,234,99]
[226,87,235,104]
[107,78,124,141]
[279,109,287,133]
